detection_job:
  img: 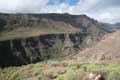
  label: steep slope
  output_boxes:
[0,13,108,67]
[71,31,120,63]
[0,33,84,67]
[0,13,79,41]
[0,13,107,41]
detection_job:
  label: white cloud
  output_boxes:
[72,0,99,13]
[0,0,119,23]
[88,7,120,23]
[39,0,100,14]
[0,0,19,12]
[40,3,71,13]
[0,0,49,13]
[17,0,49,13]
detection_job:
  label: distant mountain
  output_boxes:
[99,22,120,32]
[98,23,115,32]
[113,23,120,29]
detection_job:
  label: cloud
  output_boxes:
[39,0,100,14]
[86,0,120,23]
[0,0,119,23]
[91,7,120,23]
[0,0,19,12]
[0,0,49,13]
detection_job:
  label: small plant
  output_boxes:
[1,60,120,80]
[64,69,77,80]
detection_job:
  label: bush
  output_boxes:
[64,69,77,80]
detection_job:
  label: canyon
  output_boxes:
[0,13,109,67]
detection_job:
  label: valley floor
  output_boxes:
[0,60,120,80]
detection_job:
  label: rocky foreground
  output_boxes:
[0,60,120,80]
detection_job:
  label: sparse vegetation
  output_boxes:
[0,60,120,80]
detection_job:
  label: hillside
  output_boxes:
[0,13,79,41]
[71,31,120,63]
[0,13,109,67]
[0,13,107,41]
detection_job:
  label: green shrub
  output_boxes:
[64,69,77,80]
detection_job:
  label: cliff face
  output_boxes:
[0,31,105,67]
[0,33,83,67]
[0,13,108,67]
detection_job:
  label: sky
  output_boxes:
[0,0,120,23]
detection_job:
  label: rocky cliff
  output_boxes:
[0,32,101,67]
[0,13,108,67]
[0,33,84,67]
